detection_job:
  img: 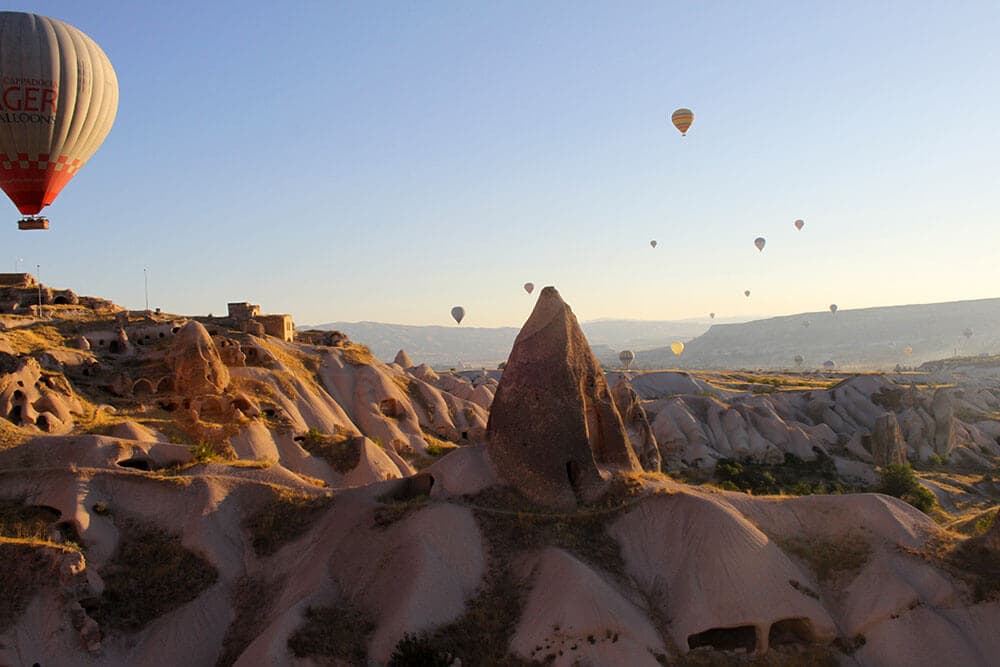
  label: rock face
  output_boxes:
[931,389,956,455]
[871,412,908,466]
[611,378,661,472]
[393,349,414,368]
[486,286,641,508]
[165,321,230,397]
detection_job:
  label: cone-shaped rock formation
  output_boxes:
[486,286,641,508]
[166,321,230,397]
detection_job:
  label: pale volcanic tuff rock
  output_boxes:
[393,349,414,368]
[611,377,661,472]
[0,356,83,432]
[486,286,641,509]
[165,321,230,397]
[871,412,908,466]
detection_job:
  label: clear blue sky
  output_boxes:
[3,1,998,326]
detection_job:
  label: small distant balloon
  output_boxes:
[822,360,836,369]
[451,306,465,324]
[523,282,534,294]
[671,108,694,135]
[963,327,973,339]
[794,354,804,367]
[744,290,751,297]
[829,304,838,313]
[709,312,716,319]
[619,349,635,369]
[650,240,657,248]
[670,341,684,356]
[794,219,804,231]
[754,237,766,252]
[903,346,913,356]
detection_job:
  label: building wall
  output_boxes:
[257,314,294,342]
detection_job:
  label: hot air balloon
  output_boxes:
[670,341,684,356]
[963,327,973,339]
[903,346,913,356]
[754,237,766,252]
[671,108,694,135]
[709,312,716,319]
[829,304,838,313]
[523,282,534,294]
[0,12,119,230]
[744,290,751,298]
[822,360,836,369]
[451,306,465,324]
[650,240,657,248]
[794,354,804,367]
[619,350,635,369]
[794,219,804,231]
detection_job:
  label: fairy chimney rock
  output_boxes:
[166,321,230,397]
[394,349,414,368]
[612,378,662,473]
[486,286,641,509]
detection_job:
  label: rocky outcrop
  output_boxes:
[165,321,230,397]
[871,412,908,466]
[393,349,414,368]
[0,357,82,432]
[486,287,641,509]
[612,378,661,472]
[931,389,957,456]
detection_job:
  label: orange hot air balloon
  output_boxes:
[671,108,694,135]
[0,12,119,229]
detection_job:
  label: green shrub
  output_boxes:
[389,633,453,666]
[878,464,935,513]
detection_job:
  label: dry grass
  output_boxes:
[299,427,361,474]
[914,533,1000,603]
[287,598,376,663]
[216,575,282,667]
[244,489,333,556]
[0,539,63,632]
[1,324,66,355]
[0,499,61,541]
[340,343,376,366]
[94,520,218,633]
[778,533,872,584]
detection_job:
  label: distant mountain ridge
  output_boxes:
[300,319,711,368]
[636,297,1000,371]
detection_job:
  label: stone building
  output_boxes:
[225,301,294,342]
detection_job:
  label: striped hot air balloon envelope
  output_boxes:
[0,12,119,229]
[671,108,694,135]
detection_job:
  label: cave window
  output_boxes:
[687,626,757,653]
[53,296,68,305]
[768,618,814,647]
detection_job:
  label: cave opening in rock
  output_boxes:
[687,625,757,652]
[35,414,51,431]
[117,457,151,471]
[768,618,815,646]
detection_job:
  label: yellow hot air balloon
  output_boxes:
[0,12,119,230]
[670,341,684,356]
[671,108,694,136]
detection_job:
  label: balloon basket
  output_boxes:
[18,216,49,231]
